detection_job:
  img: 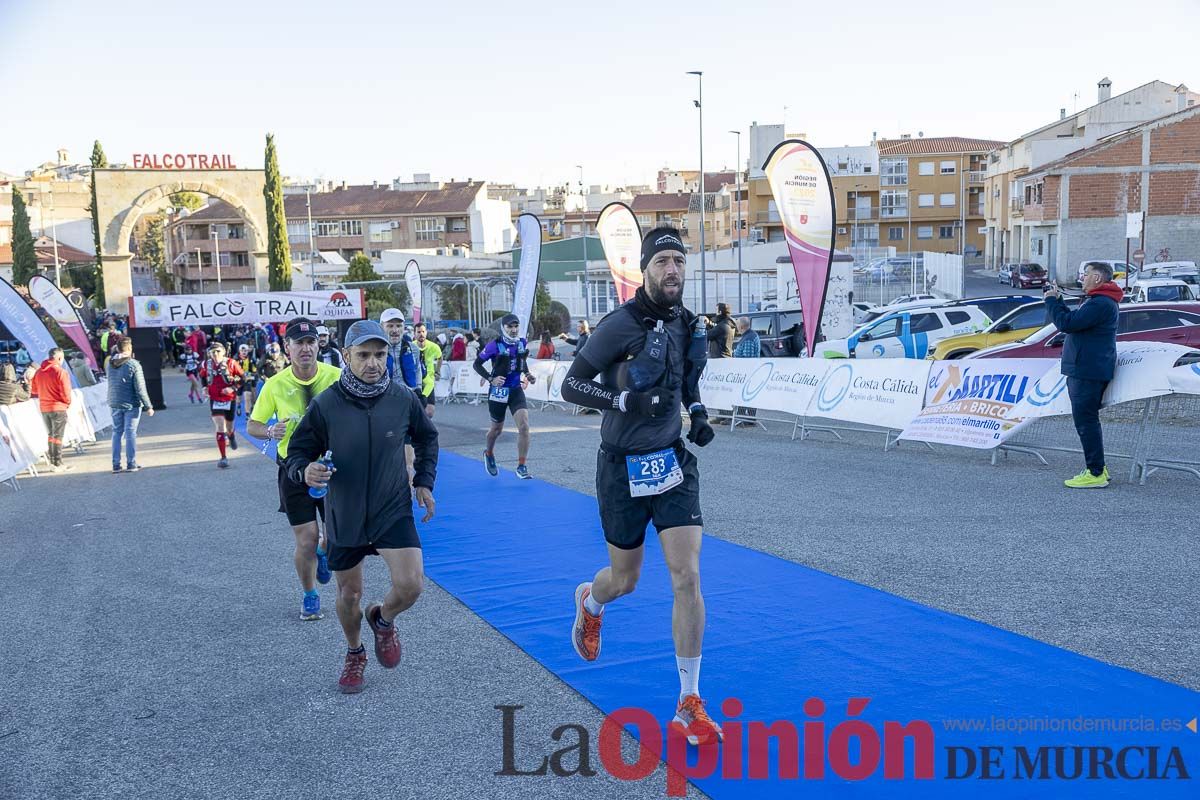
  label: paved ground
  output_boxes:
[3,371,1196,799]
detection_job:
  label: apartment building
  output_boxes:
[1016,104,1200,281]
[984,78,1199,268]
[630,189,736,254]
[166,180,516,292]
[746,133,1000,259]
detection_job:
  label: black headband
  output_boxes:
[640,229,686,270]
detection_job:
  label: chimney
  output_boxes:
[1098,77,1112,103]
[340,180,347,190]
[372,180,378,189]
[1060,108,1067,120]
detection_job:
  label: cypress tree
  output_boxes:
[11,187,38,286]
[88,140,108,306]
[263,133,292,290]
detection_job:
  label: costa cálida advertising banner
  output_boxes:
[512,213,542,340]
[595,202,642,304]
[762,140,836,357]
[28,276,98,371]
[128,290,366,328]
[0,277,60,366]
[405,260,422,324]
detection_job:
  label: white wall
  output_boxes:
[470,193,517,253]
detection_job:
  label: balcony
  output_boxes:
[968,170,986,184]
[844,207,878,222]
[880,207,909,219]
[754,210,781,225]
[1010,198,1024,217]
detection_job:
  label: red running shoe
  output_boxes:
[674,695,724,746]
[339,649,368,694]
[572,583,603,662]
[365,603,402,669]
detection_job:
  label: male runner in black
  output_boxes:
[560,226,720,744]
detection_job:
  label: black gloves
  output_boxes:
[624,388,673,418]
[687,406,715,447]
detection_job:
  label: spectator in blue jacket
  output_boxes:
[1044,262,1122,489]
[106,338,154,472]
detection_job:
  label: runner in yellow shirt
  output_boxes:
[247,317,342,621]
[413,321,442,418]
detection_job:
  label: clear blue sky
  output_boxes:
[1,0,1194,188]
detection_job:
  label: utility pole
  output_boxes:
[211,226,222,292]
[730,129,743,312]
[196,247,204,293]
[687,70,707,311]
[306,188,317,289]
[577,165,591,322]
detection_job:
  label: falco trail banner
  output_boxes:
[763,140,836,357]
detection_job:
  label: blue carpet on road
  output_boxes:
[416,451,1197,798]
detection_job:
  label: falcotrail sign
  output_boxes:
[128,290,366,327]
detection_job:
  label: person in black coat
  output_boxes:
[1044,262,1122,489]
[706,303,736,358]
[286,319,439,693]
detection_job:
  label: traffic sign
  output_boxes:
[1132,249,1146,264]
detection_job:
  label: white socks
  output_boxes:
[677,655,701,699]
[583,588,604,616]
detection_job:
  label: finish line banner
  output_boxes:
[128,290,366,327]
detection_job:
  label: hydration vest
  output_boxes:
[612,304,707,396]
[489,338,528,379]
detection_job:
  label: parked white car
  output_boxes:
[820,305,992,359]
[1131,279,1198,303]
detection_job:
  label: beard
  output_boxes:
[646,275,684,308]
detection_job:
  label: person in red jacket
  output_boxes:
[30,348,73,472]
[199,342,244,468]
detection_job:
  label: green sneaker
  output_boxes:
[1064,468,1110,489]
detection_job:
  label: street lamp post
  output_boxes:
[577,165,591,322]
[210,226,223,292]
[47,187,62,286]
[687,70,706,311]
[729,129,743,312]
[196,247,205,294]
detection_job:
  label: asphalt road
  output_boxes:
[3,370,1196,800]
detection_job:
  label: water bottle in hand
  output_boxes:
[308,450,334,499]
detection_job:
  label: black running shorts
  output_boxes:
[488,385,528,424]
[277,462,324,526]
[210,401,235,421]
[594,443,702,550]
[328,516,422,572]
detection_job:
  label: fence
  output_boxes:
[852,251,965,306]
[1,383,113,488]
[435,349,1200,489]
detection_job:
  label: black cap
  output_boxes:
[640,226,686,270]
[500,313,520,327]
[285,317,318,341]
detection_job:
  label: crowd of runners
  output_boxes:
[141,226,724,743]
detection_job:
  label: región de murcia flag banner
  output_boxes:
[762,140,836,357]
[405,260,422,324]
[596,202,642,304]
